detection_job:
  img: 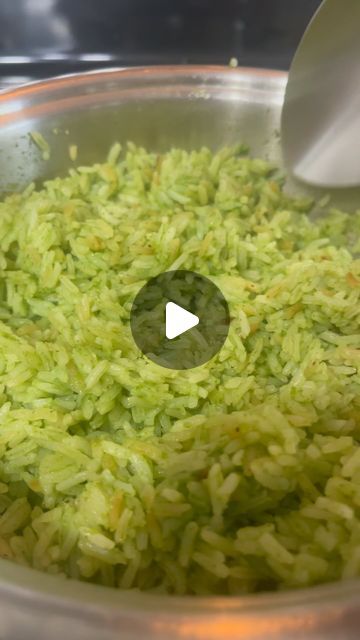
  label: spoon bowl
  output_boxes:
[281,0,360,188]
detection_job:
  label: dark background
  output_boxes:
[0,0,322,88]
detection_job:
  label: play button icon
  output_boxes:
[165,302,199,340]
[130,270,230,370]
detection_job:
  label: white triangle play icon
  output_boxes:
[165,302,199,340]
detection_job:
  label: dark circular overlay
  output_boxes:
[130,270,230,370]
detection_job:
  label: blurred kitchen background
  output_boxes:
[0,0,322,90]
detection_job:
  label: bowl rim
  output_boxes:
[0,64,288,99]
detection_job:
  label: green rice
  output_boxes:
[0,142,359,594]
